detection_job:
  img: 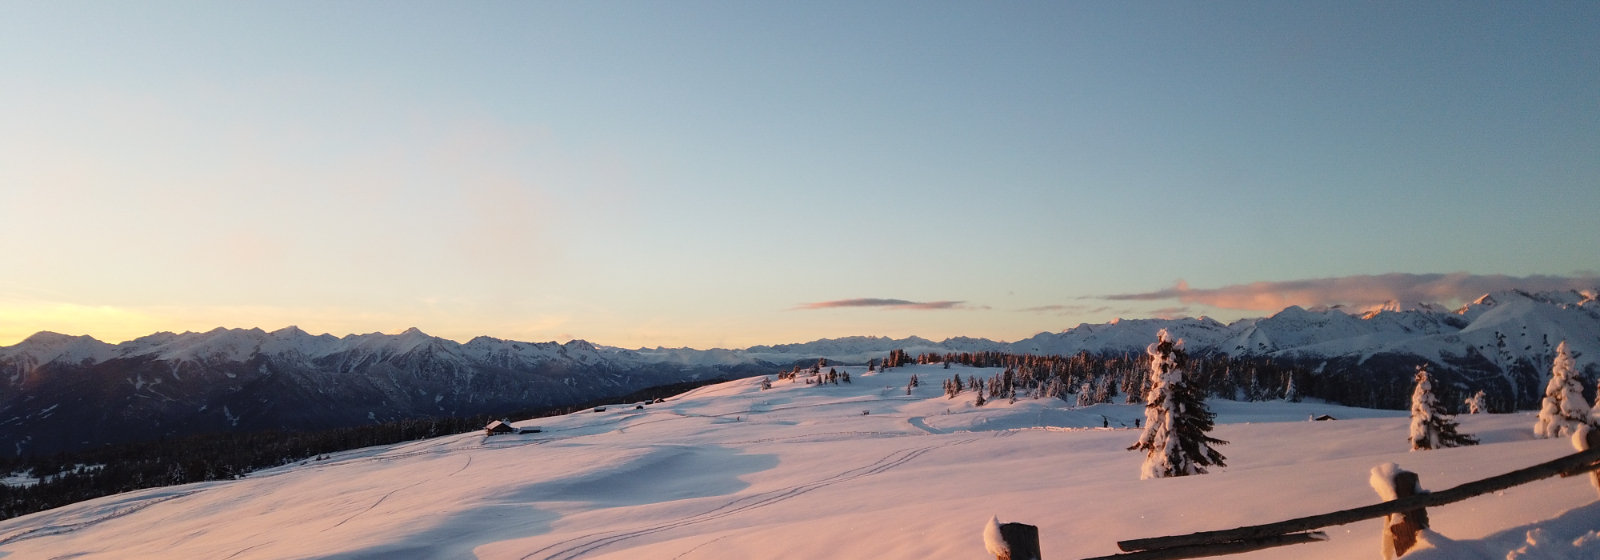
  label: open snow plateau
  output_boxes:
[0,364,1595,559]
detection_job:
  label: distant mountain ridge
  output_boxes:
[2,289,1596,456]
[754,289,1598,365]
[0,326,775,457]
[741,289,1600,409]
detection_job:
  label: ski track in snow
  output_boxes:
[670,534,732,559]
[325,454,473,531]
[219,541,268,560]
[0,490,202,547]
[716,430,914,446]
[521,437,979,560]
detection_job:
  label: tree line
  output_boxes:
[902,349,1316,407]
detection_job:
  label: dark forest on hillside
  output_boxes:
[0,378,726,521]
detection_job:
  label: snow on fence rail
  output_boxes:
[1070,446,1600,560]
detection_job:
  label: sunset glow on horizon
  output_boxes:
[3,2,1597,349]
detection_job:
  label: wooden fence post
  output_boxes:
[1000,522,1041,560]
[1373,465,1428,560]
[1589,428,1600,497]
[986,517,1042,560]
[1576,426,1600,498]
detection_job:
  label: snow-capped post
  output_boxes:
[1128,329,1227,479]
[1370,463,1428,560]
[1534,341,1592,439]
[1408,365,1476,450]
[983,516,1040,560]
[1574,425,1600,497]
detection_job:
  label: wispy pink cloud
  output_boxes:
[1017,304,1113,315]
[1099,273,1600,311]
[1019,304,1074,313]
[797,298,968,310]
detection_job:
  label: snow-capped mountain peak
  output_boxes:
[0,331,115,366]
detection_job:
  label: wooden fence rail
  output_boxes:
[1078,447,1600,560]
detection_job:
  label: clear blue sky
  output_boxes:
[2,2,1597,348]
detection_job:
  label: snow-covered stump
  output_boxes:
[1371,463,1429,559]
[984,516,1041,560]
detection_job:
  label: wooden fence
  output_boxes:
[1077,446,1600,560]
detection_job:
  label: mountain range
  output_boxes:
[2,288,1595,456]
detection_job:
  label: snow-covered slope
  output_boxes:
[0,364,1593,559]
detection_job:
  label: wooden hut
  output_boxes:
[485,419,515,436]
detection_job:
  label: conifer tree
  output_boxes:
[1464,390,1486,414]
[1093,377,1111,404]
[1045,377,1064,401]
[1409,366,1477,450]
[1535,341,1593,438]
[1128,329,1227,479]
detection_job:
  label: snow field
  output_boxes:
[0,363,1594,559]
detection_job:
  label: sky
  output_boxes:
[2,2,1597,349]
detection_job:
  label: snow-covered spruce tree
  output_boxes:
[1075,383,1092,408]
[1128,329,1227,479]
[1093,376,1112,404]
[1409,366,1477,450]
[1464,390,1486,414]
[1535,341,1593,439]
